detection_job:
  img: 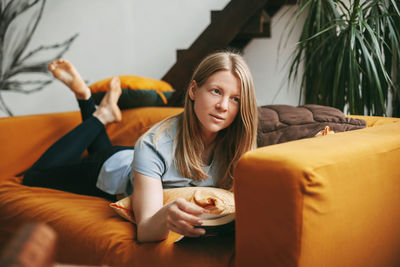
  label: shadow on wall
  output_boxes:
[0,0,78,116]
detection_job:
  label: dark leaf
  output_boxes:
[5,33,79,79]
[2,0,45,75]
[1,79,52,93]
[0,0,40,37]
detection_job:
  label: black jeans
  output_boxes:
[22,98,132,201]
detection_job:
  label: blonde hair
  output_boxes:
[174,50,258,190]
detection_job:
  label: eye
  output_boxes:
[231,96,240,103]
[211,88,221,95]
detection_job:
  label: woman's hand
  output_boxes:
[132,171,207,242]
[163,198,207,237]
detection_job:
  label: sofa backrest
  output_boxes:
[348,115,400,127]
[0,107,183,181]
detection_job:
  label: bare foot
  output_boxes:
[48,59,91,100]
[93,77,122,125]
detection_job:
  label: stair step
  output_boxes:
[230,9,271,50]
[176,49,186,61]
[264,6,281,17]
[264,0,296,16]
[163,0,295,106]
[238,9,271,37]
[176,49,202,70]
[211,10,223,22]
[267,0,297,6]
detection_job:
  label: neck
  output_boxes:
[201,134,217,165]
[201,129,217,147]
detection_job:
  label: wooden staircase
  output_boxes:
[163,0,296,106]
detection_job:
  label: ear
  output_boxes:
[188,80,197,101]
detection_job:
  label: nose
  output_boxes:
[217,97,229,111]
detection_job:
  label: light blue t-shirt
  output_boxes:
[96,149,134,195]
[96,117,219,196]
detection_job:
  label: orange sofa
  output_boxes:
[0,107,399,267]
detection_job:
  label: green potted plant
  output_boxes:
[286,0,400,116]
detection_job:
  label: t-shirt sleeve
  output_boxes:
[132,135,166,179]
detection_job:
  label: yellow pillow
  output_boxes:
[89,75,174,105]
[109,187,235,224]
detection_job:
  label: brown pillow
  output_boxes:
[257,104,366,147]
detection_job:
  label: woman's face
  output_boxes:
[189,70,241,143]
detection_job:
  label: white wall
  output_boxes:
[244,6,304,107]
[1,0,303,117]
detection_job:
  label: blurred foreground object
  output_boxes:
[0,223,57,267]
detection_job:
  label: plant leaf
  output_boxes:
[284,0,400,115]
[1,0,45,77]
[5,33,79,79]
[0,0,40,38]
[2,79,52,93]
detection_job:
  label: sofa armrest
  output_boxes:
[234,120,400,267]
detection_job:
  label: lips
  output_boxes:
[210,114,225,121]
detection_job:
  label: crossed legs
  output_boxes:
[48,59,122,125]
[23,60,122,200]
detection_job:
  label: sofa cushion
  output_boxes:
[0,106,232,266]
[257,104,366,147]
[89,75,174,109]
[0,177,234,266]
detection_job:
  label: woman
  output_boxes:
[23,51,258,242]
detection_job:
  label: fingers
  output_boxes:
[167,199,203,226]
[175,198,207,216]
[167,219,205,238]
[165,198,207,237]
